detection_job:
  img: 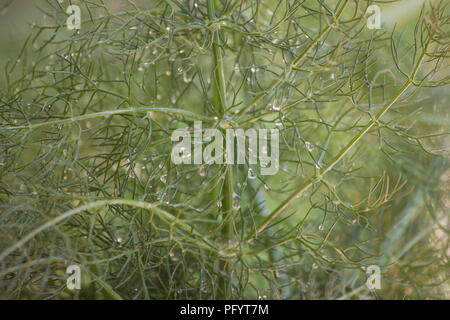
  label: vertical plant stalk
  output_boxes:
[208,0,226,115]
[207,0,233,299]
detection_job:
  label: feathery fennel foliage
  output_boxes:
[0,0,448,299]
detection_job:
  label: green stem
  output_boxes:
[4,107,213,130]
[208,1,226,115]
[0,199,220,262]
[208,0,233,299]
[86,268,124,300]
